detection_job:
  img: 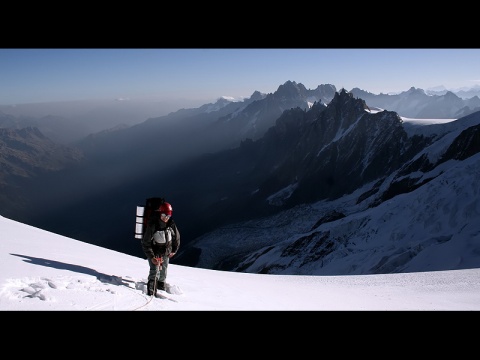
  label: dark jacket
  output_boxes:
[141,211,180,259]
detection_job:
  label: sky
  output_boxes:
[1,48,480,106]
[2,208,480,311]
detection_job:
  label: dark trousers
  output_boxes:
[147,254,169,283]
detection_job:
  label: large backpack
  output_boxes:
[135,197,165,239]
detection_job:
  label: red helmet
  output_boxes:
[158,202,173,216]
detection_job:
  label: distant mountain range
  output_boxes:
[0,81,479,275]
[0,98,198,144]
[350,86,480,119]
[1,82,479,145]
[425,84,480,99]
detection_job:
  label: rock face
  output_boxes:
[0,126,83,217]
[0,127,83,184]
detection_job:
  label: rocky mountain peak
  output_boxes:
[275,80,308,99]
[249,90,266,101]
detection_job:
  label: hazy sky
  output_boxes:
[1,48,479,106]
